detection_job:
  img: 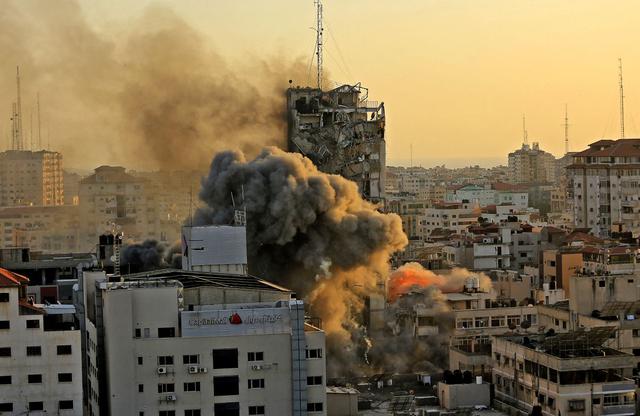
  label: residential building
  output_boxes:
[287,84,386,203]
[0,150,64,207]
[0,205,81,252]
[508,142,556,184]
[79,269,327,416]
[568,138,640,237]
[78,166,180,250]
[492,330,637,416]
[423,201,480,237]
[0,267,82,415]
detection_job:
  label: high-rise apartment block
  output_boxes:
[0,150,64,207]
[79,166,180,250]
[568,139,640,237]
[508,143,556,184]
[287,84,386,203]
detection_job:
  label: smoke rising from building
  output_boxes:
[121,239,181,273]
[194,147,408,375]
[387,262,493,302]
[368,262,492,374]
[0,0,308,169]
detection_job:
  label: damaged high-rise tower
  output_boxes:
[286,83,386,203]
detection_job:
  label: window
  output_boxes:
[0,403,12,412]
[29,402,44,411]
[0,348,9,357]
[0,321,9,329]
[0,376,11,384]
[249,405,265,415]
[28,374,42,383]
[134,328,141,338]
[182,354,199,364]
[158,327,175,338]
[26,319,40,329]
[157,383,175,393]
[157,355,174,365]
[183,382,200,392]
[212,349,238,369]
[307,402,324,412]
[0,293,7,302]
[307,376,323,385]
[214,402,239,416]
[248,379,265,389]
[214,376,239,396]
[59,400,74,410]
[27,346,42,356]
[137,356,143,365]
[247,352,264,361]
[138,384,144,392]
[159,412,176,416]
[58,373,73,382]
[57,345,72,355]
[306,348,323,359]
[603,394,620,406]
[568,400,585,411]
[185,410,201,416]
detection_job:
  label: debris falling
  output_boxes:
[194,147,408,374]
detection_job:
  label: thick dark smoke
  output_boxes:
[121,239,181,273]
[0,1,308,169]
[194,147,408,375]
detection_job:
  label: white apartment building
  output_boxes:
[0,267,82,415]
[423,201,480,236]
[508,142,556,184]
[568,138,640,237]
[79,269,326,416]
[182,225,248,275]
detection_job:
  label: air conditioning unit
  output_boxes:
[157,366,167,374]
[251,365,263,370]
[166,394,177,401]
[188,365,199,374]
[199,367,208,373]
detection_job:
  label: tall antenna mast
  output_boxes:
[410,143,413,168]
[37,92,42,150]
[522,114,528,146]
[15,66,23,150]
[619,58,625,139]
[564,104,569,154]
[315,0,323,90]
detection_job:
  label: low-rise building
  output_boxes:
[492,329,638,416]
[0,267,82,415]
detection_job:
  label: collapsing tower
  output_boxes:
[286,84,386,203]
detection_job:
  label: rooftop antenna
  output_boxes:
[522,114,528,146]
[410,143,413,168]
[15,66,23,150]
[564,104,570,154]
[314,0,324,90]
[619,58,625,139]
[36,92,42,150]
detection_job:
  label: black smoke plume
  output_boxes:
[121,239,181,274]
[194,147,408,376]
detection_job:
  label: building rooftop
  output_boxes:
[501,327,627,359]
[573,138,640,158]
[122,268,292,292]
[0,267,29,287]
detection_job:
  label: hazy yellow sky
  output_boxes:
[81,0,640,167]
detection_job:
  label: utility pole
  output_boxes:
[315,0,323,90]
[619,58,625,139]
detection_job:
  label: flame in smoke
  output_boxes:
[387,262,492,303]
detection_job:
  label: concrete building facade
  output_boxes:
[0,150,64,207]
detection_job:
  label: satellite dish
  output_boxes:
[110,255,116,262]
